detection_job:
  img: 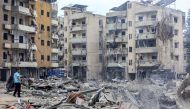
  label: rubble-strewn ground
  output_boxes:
[1,77,190,109]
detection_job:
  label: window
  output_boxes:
[65,38,67,43]
[3,33,8,40]
[152,56,157,60]
[47,55,50,61]
[31,37,35,43]
[175,55,179,61]
[41,24,44,31]
[175,42,179,48]
[151,28,156,33]
[151,15,156,21]
[129,47,132,52]
[99,54,102,62]
[129,34,132,39]
[41,10,44,15]
[11,0,15,6]
[122,31,126,35]
[47,12,50,17]
[72,22,76,26]
[122,44,126,48]
[139,29,144,34]
[72,44,76,49]
[65,49,67,54]
[19,2,24,6]
[4,14,8,21]
[41,55,44,60]
[82,21,86,25]
[3,52,7,59]
[82,33,86,37]
[72,34,76,38]
[19,18,23,24]
[11,17,15,24]
[138,16,143,21]
[4,0,8,3]
[82,45,86,48]
[41,40,44,46]
[121,19,125,23]
[47,26,50,31]
[11,35,14,43]
[19,53,24,61]
[129,60,132,65]
[128,3,132,9]
[174,29,178,35]
[122,56,126,61]
[31,4,34,10]
[82,57,86,61]
[47,41,50,46]
[128,21,132,27]
[113,57,117,61]
[19,36,23,43]
[174,17,178,23]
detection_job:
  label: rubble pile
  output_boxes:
[1,76,190,109]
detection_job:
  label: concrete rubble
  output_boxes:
[1,75,190,109]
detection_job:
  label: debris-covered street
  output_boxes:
[1,75,190,109]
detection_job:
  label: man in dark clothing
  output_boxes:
[6,75,14,92]
[13,68,21,97]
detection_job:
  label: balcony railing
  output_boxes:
[136,47,157,53]
[107,36,128,43]
[72,61,87,66]
[71,37,86,43]
[72,49,87,55]
[135,20,157,27]
[138,60,159,67]
[71,25,87,31]
[4,24,36,33]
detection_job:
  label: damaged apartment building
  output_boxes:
[62,4,106,80]
[0,0,62,81]
[105,1,186,80]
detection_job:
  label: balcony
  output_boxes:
[72,49,87,55]
[58,51,64,56]
[136,33,156,40]
[3,5,36,16]
[72,61,87,66]
[138,60,159,67]
[71,37,86,43]
[3,62,11,67]
[51,62,59,67]
[135,20,157,27]
[51,48,59,53]
[51,19,58,26]
[70,13,86,19]
[107,23,127,30]
[108,49,128,55]
[4,24,36,33]
[71,25,86,32]
[3,43,11,48]
[136,47,157,53]
[107,62,126,68]
[52,33,59,39]
[107,36,128,43]
[10,62,37,67]
[11,43,37,50]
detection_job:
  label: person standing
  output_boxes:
[13,68,21,97]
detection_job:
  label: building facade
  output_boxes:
[0,0,61,81]
[106,1,186,80]
[62,4,105,80]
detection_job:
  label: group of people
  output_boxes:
[6,68,21,97]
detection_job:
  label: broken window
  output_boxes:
[152,55,157,60]
[41,55,44,61]
[11,17,15,24]
[82,21,86,25]
[139,29,144,34]
[129,47,132,52]
[4,14,8,21]
[3,52,7,60]
[129,60,132,65]
[65,38,67,43]
[19,18,23,25]
[4,0,8,3]
[128,3,132,9]
[138,16,143,21]
[122,56,126,61]
[47,55,50,61]
[19,53,24,61]
[122,44,126,48]
[47,12,50,17]
[175,42,179,48]
[129,34,132,39]
[3,33,8,40]
[82,45,86,48]
[122,31,126,35]
[19,2,24,7]
[174,17,178,23]
[47,41,50,46]
[72,44,76,49]
[151,15,156,21]
[82,33,86,37]
[82,57,86,61]
[41,10,44,15]
[73,57,76,61]
[19,36,23,43]
[73,34,76,38]
[175,55,179,61]
[151,27,156,34]
[128,21,132,27]
[41,40,44,46]
[174,29,178,35]
[41,24,45,31]
[47,26,50,31]
[121,19,125,23]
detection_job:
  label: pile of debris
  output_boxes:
[1,75,189,109]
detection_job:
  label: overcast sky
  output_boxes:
[57,0,189,16]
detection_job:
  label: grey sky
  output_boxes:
[57,0,189,16]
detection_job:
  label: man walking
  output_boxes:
[13,68,21,97]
